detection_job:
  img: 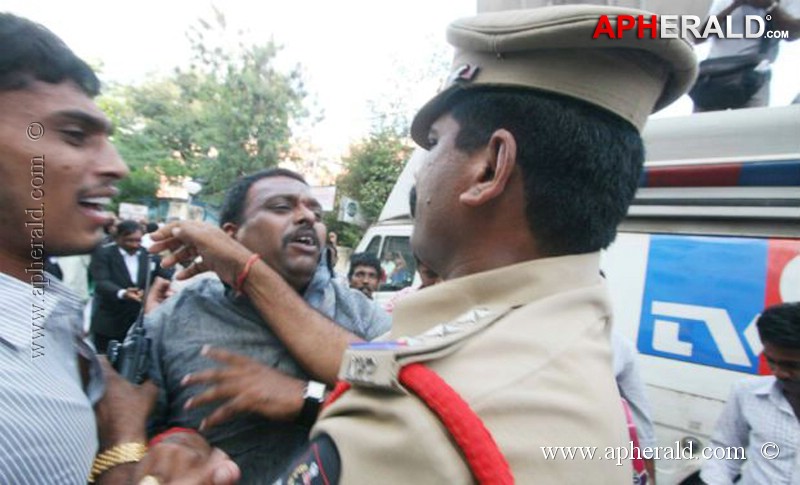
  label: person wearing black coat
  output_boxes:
[89,219,173,352]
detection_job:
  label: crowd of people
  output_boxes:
[1,4,798,485]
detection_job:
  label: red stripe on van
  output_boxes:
[646,163,742,187]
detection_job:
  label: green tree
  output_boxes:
[331,127,412,247]
[97,90,182,211]
[103,8,307,209]
[178,10,307,200]
[330,43,448,247]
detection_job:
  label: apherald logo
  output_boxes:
[593,14,790,40]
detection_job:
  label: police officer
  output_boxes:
[306,6,696,483]
[138,5,697,484]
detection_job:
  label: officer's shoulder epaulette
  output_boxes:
[338,306,514,391]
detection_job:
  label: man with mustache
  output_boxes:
[0,13,239,484]
[89,219,174,353]
[701,301,800,484]
[139,5,699,483]
[144,168,391,482]
[347,252,382,299]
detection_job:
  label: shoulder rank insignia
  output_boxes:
[338,307,514,391]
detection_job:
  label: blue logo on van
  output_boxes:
[637,235,767,373]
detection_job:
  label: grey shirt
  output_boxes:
[145,267,390,484]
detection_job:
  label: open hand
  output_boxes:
[181,346,305,430]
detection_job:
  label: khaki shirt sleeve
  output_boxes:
[312,387,473,485]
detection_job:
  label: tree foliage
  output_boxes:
[330,44,448,247]
[97,91,177,211]
[332,127,412,246]
[104,9,307,208]
[177,12,307,199]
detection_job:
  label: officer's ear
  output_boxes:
[459,128,517,207]
[221,222,239,238]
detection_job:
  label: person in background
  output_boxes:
[380,251,396,284]
[89,219,172,353]
[57,254,92,301]
[347,252,382,300]
[612,331,658,484]
[100,216,118,245]
[326,232,339,274]
[700,301,800,484]
[141,221,160,249]
[383,256,441,314]
[388,252,412,287]
[694,0,800,110]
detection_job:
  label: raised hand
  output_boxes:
[148,221,254,286]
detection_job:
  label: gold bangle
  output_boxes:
[88,442,148,483]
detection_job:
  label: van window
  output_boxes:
[379,236,415,291]
[364,236,382,256]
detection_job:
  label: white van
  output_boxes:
[352,148,426,305]
[354,105,800,484]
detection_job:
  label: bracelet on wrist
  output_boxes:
[88,442,147,483]
[234,253,261,294]
[148,427,200,447]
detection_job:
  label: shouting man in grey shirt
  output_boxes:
[144,168,390,483]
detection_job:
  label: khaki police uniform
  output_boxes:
[314,254,628,483]
[313,5,697,484]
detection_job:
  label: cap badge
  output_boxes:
[445,64,480,87]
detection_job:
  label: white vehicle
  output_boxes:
[352,148,424,306]
[355,105,800,483]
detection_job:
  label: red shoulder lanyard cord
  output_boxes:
[325,362,513,484]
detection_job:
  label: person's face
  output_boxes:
[349,265,380,299]
[412,114,475,277]
[117,230,143,255]
[232,176,326,291]
[763,341,800,386]
[0,81,128,259]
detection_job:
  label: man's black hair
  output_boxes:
[757,302,800,349]
[0,13,100,95]
[409,185,417,219]
[145,222,159,233]
[219,168,308,226]
[447,88,644,256]
[348,252,382,280]
[116,220,142,238]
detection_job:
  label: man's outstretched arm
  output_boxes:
[149,221,362,385]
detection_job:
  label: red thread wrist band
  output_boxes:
[235,253,261,293]
[148,427,199,447]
